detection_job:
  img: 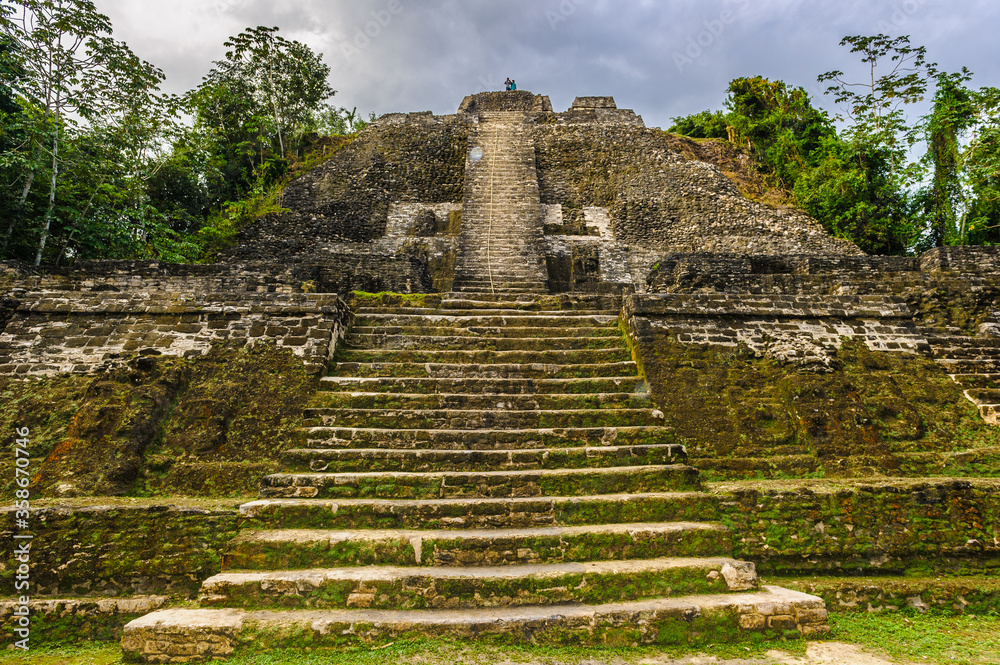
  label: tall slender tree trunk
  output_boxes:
[34,133,59,267]
[2,147,40,255]
[19,167,36,206]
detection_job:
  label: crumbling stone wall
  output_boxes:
[0,292,348,376]
[645,249,1000,333]
[0,504,239,597]
[533,123,859,259]
[227,94,859,285]
[626,293,926,372]
[724,481,1000,576]
[230,116,469,262]
[4,258,430,298]
[458,90,553,113]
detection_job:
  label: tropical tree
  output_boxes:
[0,0,167,265]
[818,34,937,156]
[183,26,334,212]
[724,76,836,190]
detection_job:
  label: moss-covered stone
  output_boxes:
[714,479,1000,576]
[781,575,1000,614]
[633,335,998,477]
[2,342,316,499]
[0,504,239,597]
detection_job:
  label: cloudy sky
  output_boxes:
[98,0,1000,130]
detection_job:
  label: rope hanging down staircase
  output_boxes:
[486,122,500,295]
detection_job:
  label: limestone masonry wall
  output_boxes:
[0,504,238,597]
[0,261,359,376]
[1,292,347,376]
[627,293,926,372]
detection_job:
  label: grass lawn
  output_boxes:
[2,612,997,664]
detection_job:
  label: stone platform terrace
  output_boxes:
[121,290,828,662]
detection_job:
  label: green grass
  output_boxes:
[0,644,121,665]
[829,611,1000,664]
[5,614,1000,664]
[0,640,805,665]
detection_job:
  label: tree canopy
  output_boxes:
[670,34,1000,254]
[0,3,353,265]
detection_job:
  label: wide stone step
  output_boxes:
[281,445,685,473]
[435,298,619,312]
[928,335,1000,349]
[354,307,617,318]
[352,313,618,328]
[952,373,1000,389]
[965,388,1000,404]
[452,288,548,295]
[452,287,548,295]
[349,325,620,339]
[453,277,547,285]
[199,557,756,610]
[302,407,664,429]
[933,348,1000,360]
[332,361,639,379]
[304,425,678,450]
[308,392,651,411]
[224,522,732,570]
[936,358,1000,373]
[343,334,624,351]
[453,281,547,289]
[319,376,648,395]
[336,348,632,365]
[439,292,621,307]
[239,491,717,530]
[259,465,700,500]
[122,587,829,661]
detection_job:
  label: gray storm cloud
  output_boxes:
[99,0,1000,129]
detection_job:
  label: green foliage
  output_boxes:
[0,0,169,266]
[913,75,1000,248]
[920,69,976,247]
[793,136,916,254]
[192,176,288,262]
[668,109,729,139]
[965,113,1000,244]
[668,35,961,254]
[308,104,376,136]
[670,74,917,253]
[818,34,937,151]
[0,12,358,265]
[184,25,335,207]
[725,76,836,190]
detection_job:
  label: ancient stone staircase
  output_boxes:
[926,328,1000,425]
[453,112,549,294]
[122,292,828,661]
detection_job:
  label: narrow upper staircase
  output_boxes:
[453,112,549,293]
[123,292,828,662]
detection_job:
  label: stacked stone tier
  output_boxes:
[123,292,828,661]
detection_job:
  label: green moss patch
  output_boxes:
[635,335,998,477]
[4,343,315,499]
